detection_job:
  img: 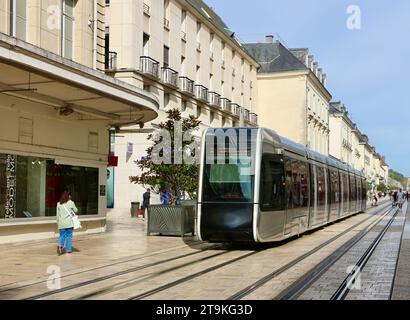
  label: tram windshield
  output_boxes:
[202,129,257,203]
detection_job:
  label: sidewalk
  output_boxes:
[0,213,185,288]
[391,201,410,300]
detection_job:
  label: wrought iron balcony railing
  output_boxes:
[106,51,117,70]
[143,3,150,15]
[195,85,208,102]
[139,56,159,79]
[179,76,194,95]
[220,98,231,113]
[231,103,241,117]
[164,18,170,30]
[161,67,178,88]
[249,113,258,124]
[208,92,220,108]
[244,108,250,121]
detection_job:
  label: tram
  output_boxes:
[197,128,367,243]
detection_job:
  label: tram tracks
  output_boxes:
[275,206,400,300]
[1,203,393,300]
[228,203,393,300]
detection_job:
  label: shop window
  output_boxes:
[0,154,99,219]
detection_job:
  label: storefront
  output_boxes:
[0,34,159,243]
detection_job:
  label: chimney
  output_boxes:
[318,68,323,83]
[308,55,314,69]
[313,62,318,76]
[265,35,274,44]
[322,73,327,87]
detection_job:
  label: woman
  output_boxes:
[56,191,78,256]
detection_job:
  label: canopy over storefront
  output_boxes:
[0,33,159,127]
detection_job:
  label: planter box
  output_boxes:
[147,204,196,236]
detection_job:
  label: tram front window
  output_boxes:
[203,161,254,203]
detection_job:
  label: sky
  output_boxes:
[205,0,410,177]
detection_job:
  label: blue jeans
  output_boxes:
[59,228,73,253]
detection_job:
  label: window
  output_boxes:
[181,55,186,74]
[104,27,110,68]
[197,105,202,118]
[260,154,285,212]
[210,112,214,124]
[143,33,150,56]
[181,100,187,112]
[181,9,187,26]
[0,154,98,219]
[196,65,200,83]
[285,158,310,210]
[62,0,74,59]
[163,46,169,67]
[10,0,27,40]
[164,93,170,109]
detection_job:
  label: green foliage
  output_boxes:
[378,182,387,193]
[129,109,201,205]
[389,169,408,189]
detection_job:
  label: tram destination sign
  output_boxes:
[5,154,16,219]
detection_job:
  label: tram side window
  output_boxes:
[284,158,309,210]
[342,173,349,204]
[362,179,367,201]
[330,170,340,204]
[316,166,326,207]
[260,155,285,211]
[349,175,357,201]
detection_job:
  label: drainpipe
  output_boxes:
[92,0,97,69]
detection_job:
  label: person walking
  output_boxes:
[141,188,151,220]
[397,189,405,210]
[56,191,78,256]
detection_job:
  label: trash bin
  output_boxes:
[131,202,140,218]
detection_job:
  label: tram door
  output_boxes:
[309,164,328,227]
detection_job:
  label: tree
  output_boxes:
[378,182,387,193]
[129,109,201,205]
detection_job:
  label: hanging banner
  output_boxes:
[5,155,16,219]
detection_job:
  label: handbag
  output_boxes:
[63,204,82,230]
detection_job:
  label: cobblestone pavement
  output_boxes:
[0,201,399,300]
[299,203,407,300]
[391,202,410,300]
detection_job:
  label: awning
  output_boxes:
[0,33,159,127]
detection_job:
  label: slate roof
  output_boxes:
[242,42,308,73]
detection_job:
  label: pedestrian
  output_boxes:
[393,191,398,207]
[141,188,151,220]
[56,191,78,256]
[160,189,171,205]
[397,189,405,210]
[372,192,378,206]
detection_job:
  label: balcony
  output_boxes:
[220,98,231,113]
[244,108,250,121]
[143,3,150,16]
[231,103,241,117]
[250,113,258,124]
[195,85,208,102]
[140,56,159,79]
[164,18,170,30]
[179,76,194,95]
[208,92,220,108]
[161,67,178,88]
[106,51,117,70]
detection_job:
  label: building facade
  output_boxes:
[0,0,158,243]
[329,102,389,191]
[104,0,260,213]
[243,37,331,155]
